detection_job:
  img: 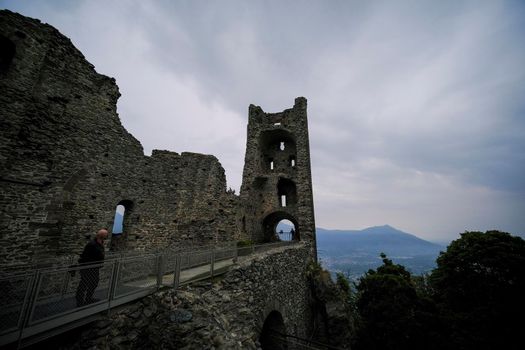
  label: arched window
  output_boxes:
[111,199,133,235]
[111,204,125,234]
[110,200,134,250]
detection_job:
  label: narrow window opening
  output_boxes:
[280,141,285,151]
[277,178,297,207]
[270,159,274,170]
[273,122,281,126]
[111,200,134,251]
[112,204,125,235]
[290,156,296,167]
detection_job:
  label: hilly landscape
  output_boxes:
[315,225,445,280]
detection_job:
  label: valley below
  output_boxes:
[315,225,445,280]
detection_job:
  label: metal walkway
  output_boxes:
[0,241,296,348]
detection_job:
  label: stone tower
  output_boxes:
[239,97,317,257]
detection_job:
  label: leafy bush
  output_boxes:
[236,240,254,247]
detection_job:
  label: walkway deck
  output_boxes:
[0,242,295,348]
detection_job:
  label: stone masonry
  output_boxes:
[0,10,318,267]
[239,98,317,257]
[0,10,239,265]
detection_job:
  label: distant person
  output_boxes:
[290,228,295,240]
[75,228,108,306]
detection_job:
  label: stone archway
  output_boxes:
[262,211,299,242]
[259,310,288,350]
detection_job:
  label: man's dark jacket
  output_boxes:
[78,239,105,264]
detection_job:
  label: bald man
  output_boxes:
[76,229,108,306]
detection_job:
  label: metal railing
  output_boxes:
[0,241,238,277]
[277,231,294,242]
[0,240,297,347]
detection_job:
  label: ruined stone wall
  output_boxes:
[239,98,317,258]
[0,10,239,266]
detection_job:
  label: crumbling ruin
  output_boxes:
[0,9,316,266]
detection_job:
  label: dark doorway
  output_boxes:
[260,310,288,350]
[0,36,15,73]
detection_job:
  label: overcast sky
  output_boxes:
[3,0,524,242]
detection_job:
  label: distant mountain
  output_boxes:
[316,225,445,280]
[317,225,443,257]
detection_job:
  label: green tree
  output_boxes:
[430,230,525,350]
[354,253,441,350]
[335,271,351,296]
[335,271,359,325]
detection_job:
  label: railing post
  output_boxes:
[25,270,45,329]
[156,254,164,288]
[233,244,238,263]
[17,271,39,347]
[60,268,71,300]
[109,260,120,303]
[173,255,181,289]
[210,249,215,277]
